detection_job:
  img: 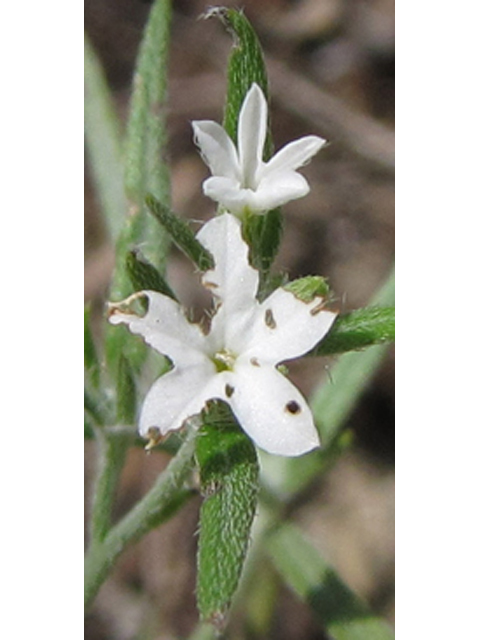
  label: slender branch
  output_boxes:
[89,430,129,544]
[84,430,197,610]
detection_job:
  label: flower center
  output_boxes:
[212,349,236,373]
[241,169,259,191]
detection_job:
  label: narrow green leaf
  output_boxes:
[196,401,260,626]
[312,306,395,356]
[85,430,197,609]
[124,0,172,214]
[84,414,94,440]
[106,0,172,375]
[90,432,129,544]
[208,8,282,279]
[205,7,270,150]
[242,209,283,288]
[267,523,394,640]
[84,34,127,241]
[84,307,100,388]
[116,355,137,425]
[110,0,173,304]
[126,249,178,300]
[145,194,214,271]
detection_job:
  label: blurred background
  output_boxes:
[85,0,394,638]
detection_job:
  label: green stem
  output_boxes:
[89,430,129,544]
[84,430,197,610]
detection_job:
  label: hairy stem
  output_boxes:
[84,430,197,609]
[89,430,129,545]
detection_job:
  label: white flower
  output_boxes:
[192,83,326,216]
[108,214,336,456]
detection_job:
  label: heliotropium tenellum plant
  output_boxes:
[107,8,334,624]
[85,3,395,628]
[108,214,337,624]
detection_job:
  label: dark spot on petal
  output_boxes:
[250,357,260,367]
[225,384,235,398]
[285,401,301,415]
[264,308,277,329]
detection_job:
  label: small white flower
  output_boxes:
[192,83,326,216]
[108,214,336,456]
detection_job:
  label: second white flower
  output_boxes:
[192,83,326,216]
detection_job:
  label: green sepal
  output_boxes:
[126,248,178,300]
[206,7,271,154]
[312,306,395,356]
[242,209,283,292]
[145,194,214,272]
[116,355,137,425]
[196,401,260,626]
[284,275,330,302]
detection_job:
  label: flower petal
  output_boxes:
[248,171,310,211]
[197,214,259,350]
[202,176,248,214]
[204,172,310,214]
[192,120,240,180]
[139,363,227,437]
[108,291,208,366]
[237,83,268,189]
[262,135,326,177]
[228,363,320,456]
[240,288,337,364]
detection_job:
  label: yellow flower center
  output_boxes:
[212,349,236,372]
